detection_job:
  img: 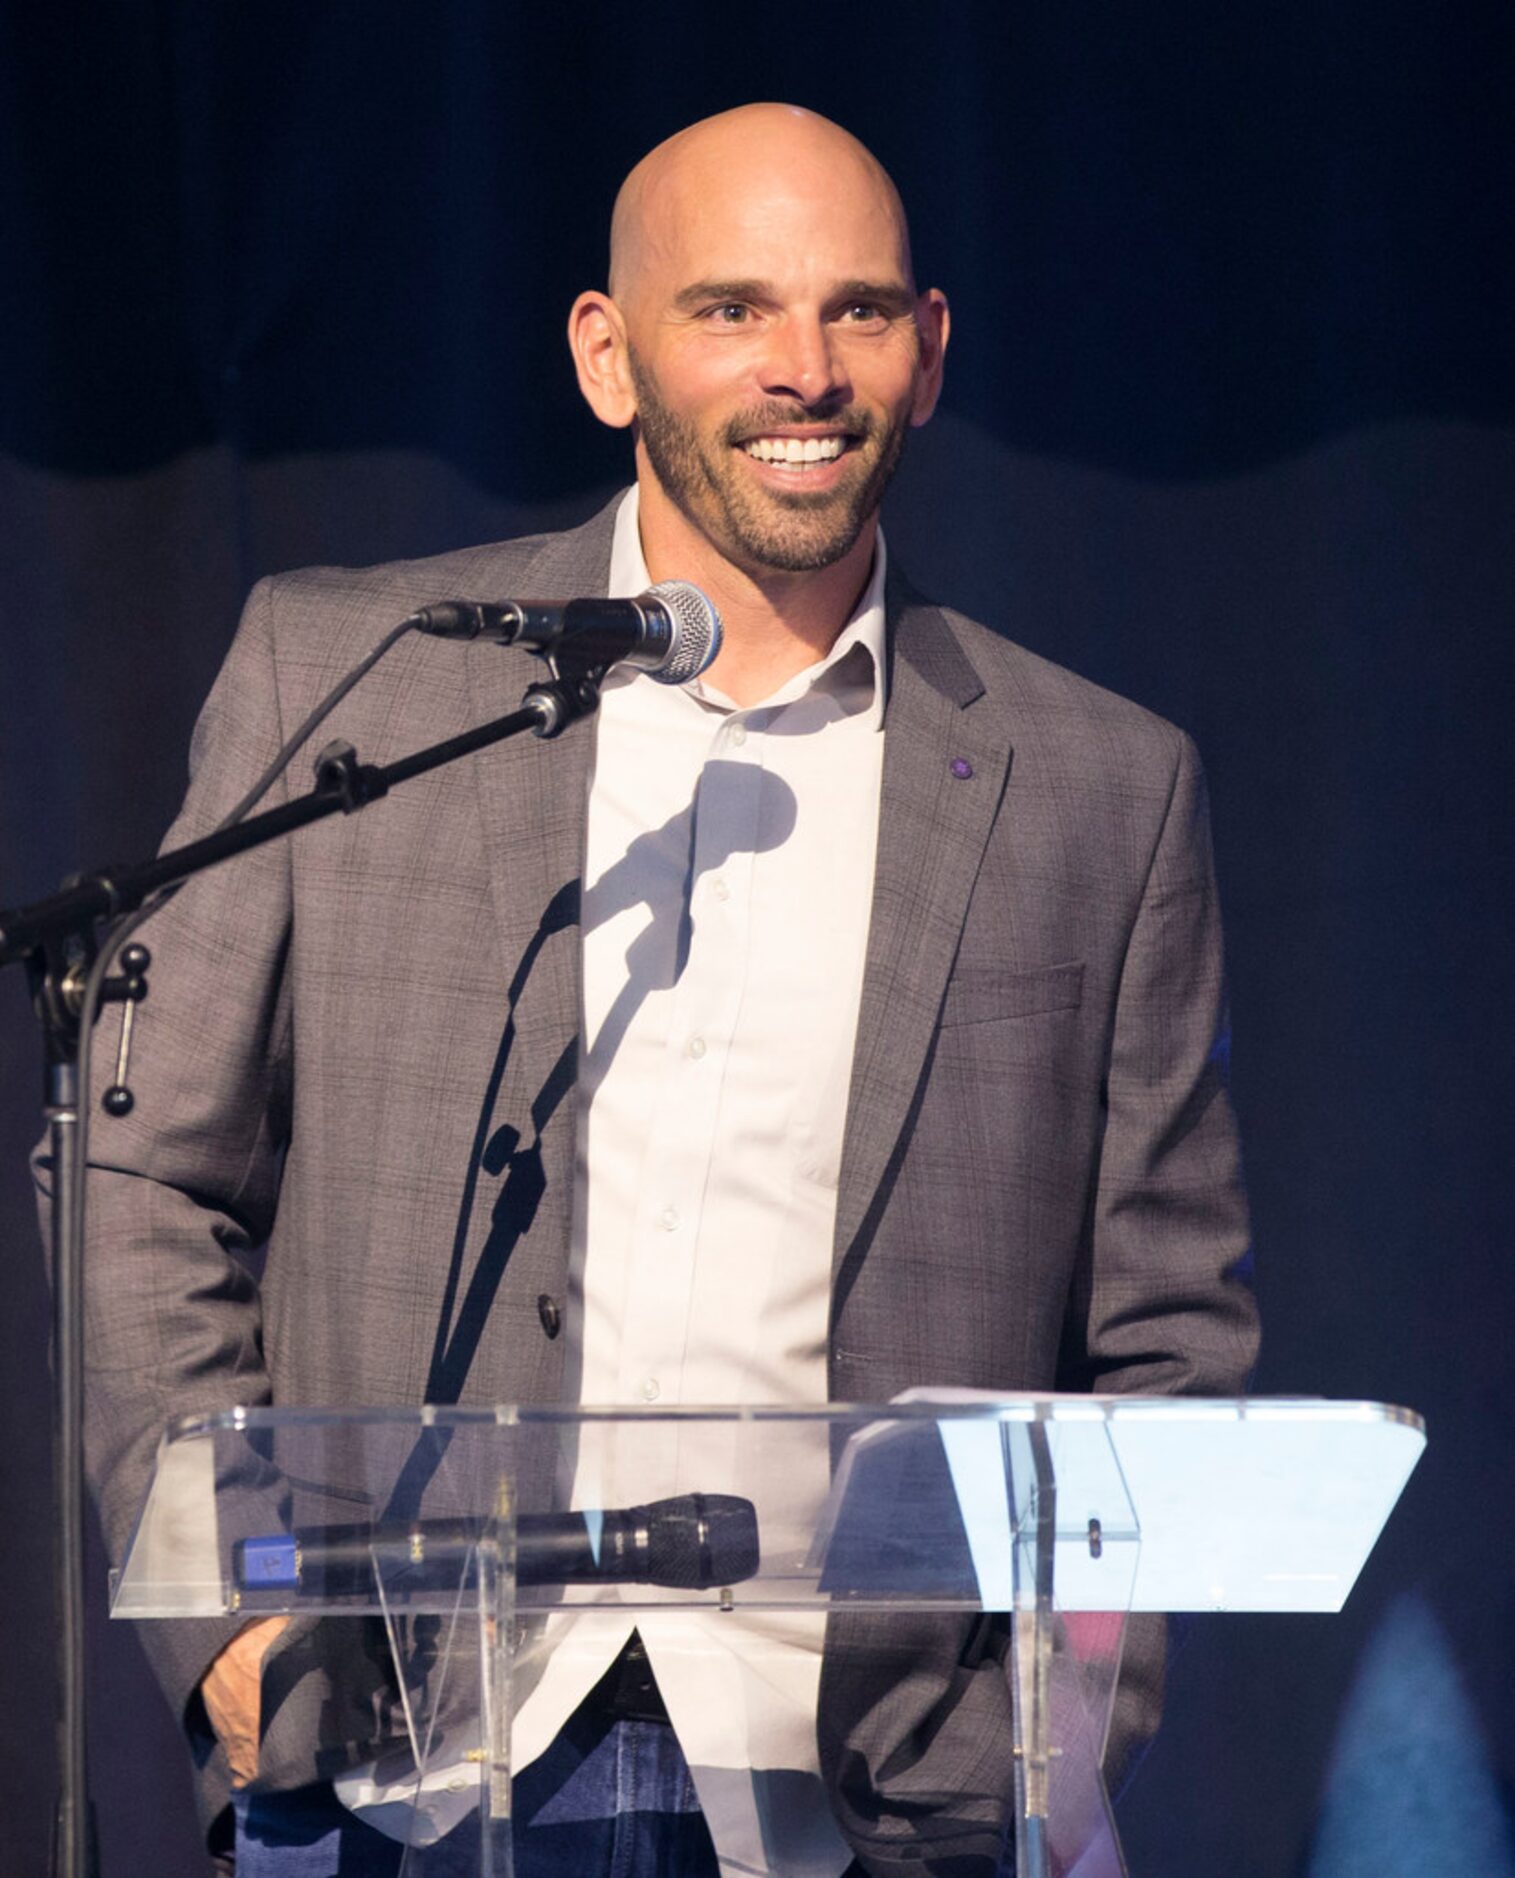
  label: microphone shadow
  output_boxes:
[404,759,798,1511]
[580,760,799,1086]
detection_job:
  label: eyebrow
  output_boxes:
[671,278,916,315]
[672,279,773,311]
[831,280,917,315]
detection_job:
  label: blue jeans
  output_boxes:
[233,1710,721,1876]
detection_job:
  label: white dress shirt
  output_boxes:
[515,489,886,1876]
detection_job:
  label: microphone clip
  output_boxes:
[313,740,391,813]
[521,665,607,739]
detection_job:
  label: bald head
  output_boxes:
[608,104,915,306]
[568,102,947,599]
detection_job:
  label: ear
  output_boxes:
[568,291,637,429]
[909,288,950,426]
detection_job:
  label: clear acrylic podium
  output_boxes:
[112,1397,1425,1876]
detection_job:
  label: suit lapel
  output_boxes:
[833,580,1015,1269]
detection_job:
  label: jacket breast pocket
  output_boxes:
[938,960,1085,1029]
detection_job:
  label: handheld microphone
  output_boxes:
[405,581,722,685]
[233,1490,760,1598]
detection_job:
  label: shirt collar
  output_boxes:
[607,485,888,730]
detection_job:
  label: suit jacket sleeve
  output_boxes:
[1077,730,1258,1811]
[35,576,295,1790]
[1065,727,1257,1399]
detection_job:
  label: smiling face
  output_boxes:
[625,331,912,575]
[571,107,948,583]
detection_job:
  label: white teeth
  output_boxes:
[744,435,846,465]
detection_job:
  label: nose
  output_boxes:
[759,313,847,408]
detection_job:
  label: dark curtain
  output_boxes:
[2,6,1511,1873]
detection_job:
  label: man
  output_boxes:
[62,105,1257,1874]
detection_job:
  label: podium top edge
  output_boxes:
[162,1396,1427,1444]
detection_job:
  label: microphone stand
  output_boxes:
[0,663,604,1878]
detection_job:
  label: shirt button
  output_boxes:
[640,1376,661,1402]
[658,1205,680,1232]
[686,1036,707,1060]
[536,1294,562,1339]
[712,877,730,902]
[729,722,747,747]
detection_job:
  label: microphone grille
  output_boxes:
[645,581,723,685]
[644,1492,760,1589]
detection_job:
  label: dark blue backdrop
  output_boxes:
[2,6,1512,1874]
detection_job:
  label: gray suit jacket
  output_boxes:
[57,497,1257,1873]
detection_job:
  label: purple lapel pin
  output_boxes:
[950,757,974,780]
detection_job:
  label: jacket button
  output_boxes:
[537,1294,562,1339]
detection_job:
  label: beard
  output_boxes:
[627,348,912,574]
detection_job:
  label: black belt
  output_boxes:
[582,1629,671,1726]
